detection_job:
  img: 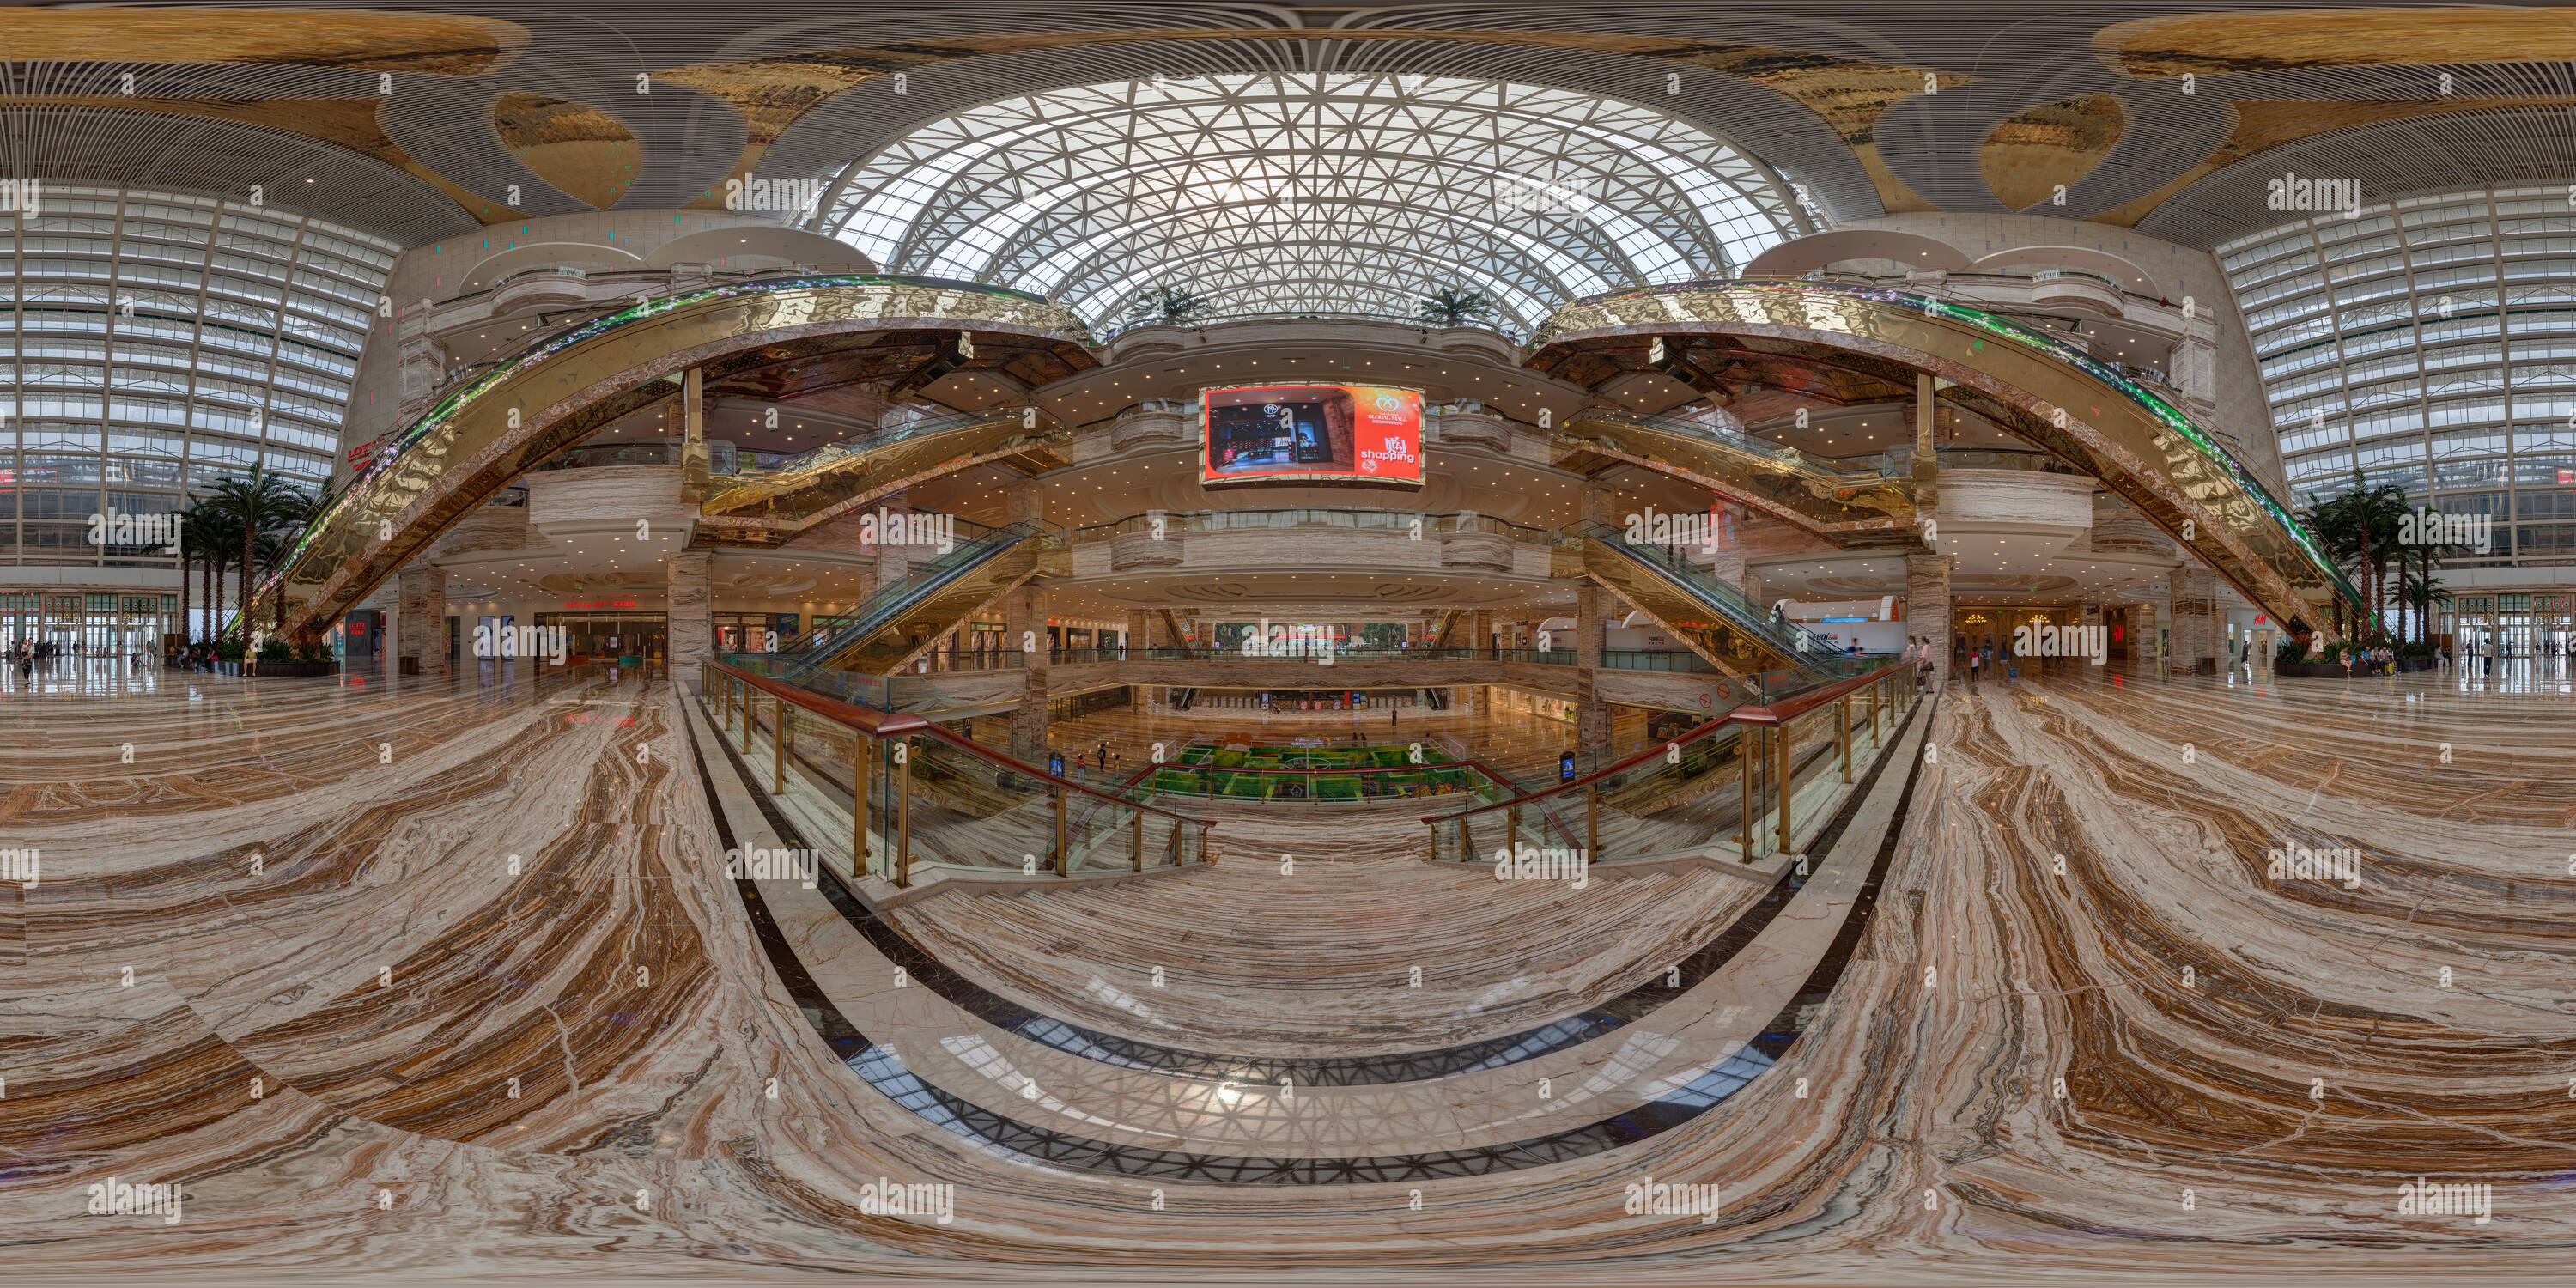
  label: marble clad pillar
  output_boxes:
[2129,592,2164,678]
[1575,583,1613,744]
[1007,581,1048,762]
[396,564,447,680]
[393,303,450,427]
[1470,609,1494,653]
[1913,369,1940,513]
[2170,567,2217,675]
[874,490,912,588]
[679,366,708,505]
[669,550,713,689]
[1126,609,1149,654]
[1905,554,1951,689]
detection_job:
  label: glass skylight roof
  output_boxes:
[819,74,1807,333]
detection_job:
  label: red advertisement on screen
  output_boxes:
[1201,384,1425,488]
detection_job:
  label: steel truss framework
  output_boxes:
[818,74,1806,334]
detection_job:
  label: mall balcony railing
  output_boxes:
[1423,660,1913,866]
[703,659,1213,889]
[1067,507,1558,544]
[1131,751,1512,805]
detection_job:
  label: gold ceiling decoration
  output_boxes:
[1980,94,2128,213]
[653,50,945,209]
[492,92,639,210]
[2098,8,2576,77]
[0,94,524,222]
[0,7,528,75]
[2089,97,2576,227]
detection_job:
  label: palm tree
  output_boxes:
[180,498,234,645]
[2345,477,2411,643]
[2303,488,2362,640]
[1418,286,1492,327]
[2403,562,2451,646]
[207,469,325,642]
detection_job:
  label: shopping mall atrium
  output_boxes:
[5,3,2574,1283]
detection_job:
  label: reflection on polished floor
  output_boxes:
[4,664,2569,1282]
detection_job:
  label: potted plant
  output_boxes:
[214,638,246,675]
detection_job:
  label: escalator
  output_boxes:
[780,518,1059,675]
[244,274,1091,644]
[1169,688,1200,712]
[1419,687,1449,711]
[1528,279,2370,640]
[1569,520,1850,677]
[696,406,1070,546]
[1555,406,1917,544]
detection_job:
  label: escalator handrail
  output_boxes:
[1421,660,1905,826]
[787,519,1053,666]
[704,659,1209,831]
[251,274,1072,624]
[703,405,1057,507]
[1550,277,2366,627]
[1573,520,1846,665]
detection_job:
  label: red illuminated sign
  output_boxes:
[562,599,636,608]
[345,622,368,635]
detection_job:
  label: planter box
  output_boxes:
[248,660,336,677]
[2275,659,2437,678]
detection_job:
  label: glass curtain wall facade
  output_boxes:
[2221,185,2576,568]
[3,185,397,568]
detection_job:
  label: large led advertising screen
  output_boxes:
[1200,384,1424,489]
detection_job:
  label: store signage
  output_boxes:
[562,599,636,608]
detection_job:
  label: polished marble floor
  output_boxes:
[3,661,2571,1282]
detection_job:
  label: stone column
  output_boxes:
[1470,609,1494,653]
[396,564,447,680]
[1913,370,1940,513]
[2170,568,2217,676]
[669,550,713,688]
[1905,554,1951,690]
[679,366,708,505]
[1007,581,1049,762]
[1126,609,1150,656]
[1574,584,1613,744]
[393,303,451,427]
[2129,592,2165,678]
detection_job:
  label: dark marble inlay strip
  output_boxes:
[687,690,1938,1183]
[705,693,1919,1086]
